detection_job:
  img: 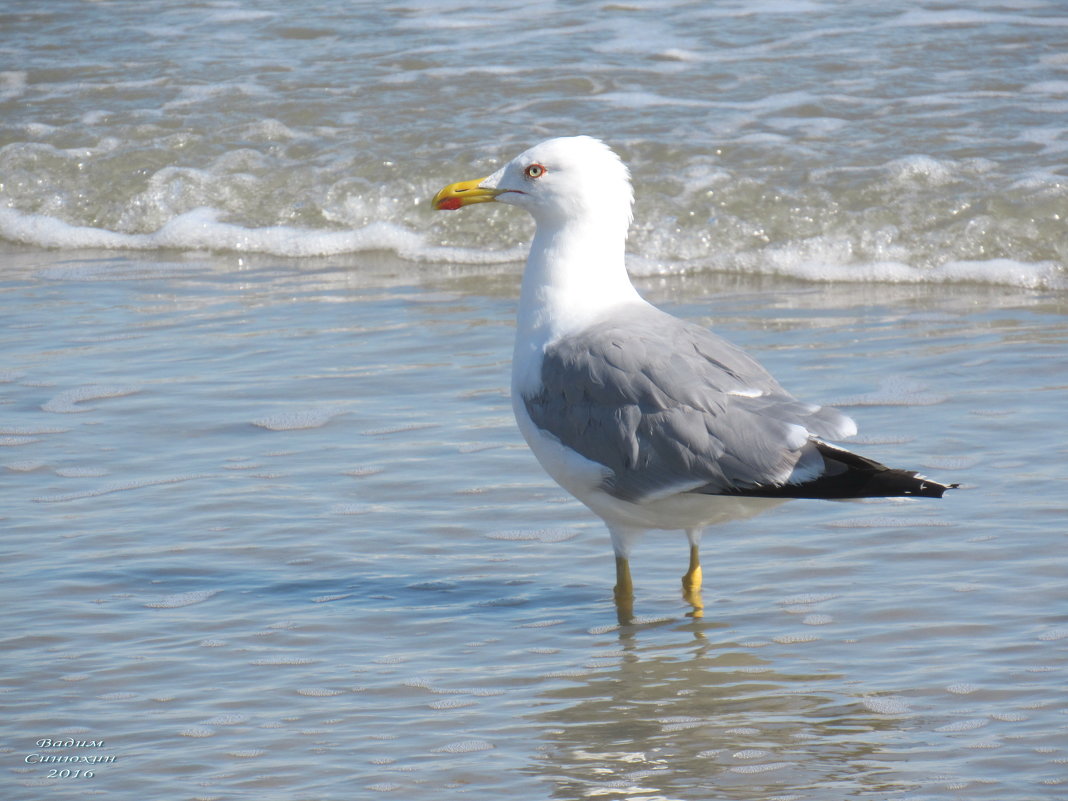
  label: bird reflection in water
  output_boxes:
[526,618,907,799]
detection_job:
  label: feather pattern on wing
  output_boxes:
[522,303,857,503]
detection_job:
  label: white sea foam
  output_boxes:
[145,589,221,609]
[0,0,1064,297]
[730,762,792,774]
[178,726,215,738]
[432,739,494,753]
[779,593,839,606]
[863,696,911,715]
[935,718,989,733]
[2,204,1058,289]
[1,437,40,447]
[55,466,110,478]
[0,207,522,265]
[735,249,1065,290]
[5,460,46,473]
[252,406,346,431]
[41,385,141,413]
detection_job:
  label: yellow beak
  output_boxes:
[432,176,501,211]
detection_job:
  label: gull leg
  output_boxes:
[682,543,702,591]
[614,555,634,604]
[682,528,704,617]
[608,525,642,624]
[613,556,635,625]
[682,528,703,591]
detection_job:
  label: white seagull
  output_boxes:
[433,135,955,617]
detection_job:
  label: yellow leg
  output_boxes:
[682,543,704,618]
[614,555,635,624]
[682,543,702,592]
[614,555,634,600]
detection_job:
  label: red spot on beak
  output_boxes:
[437,197,463,211]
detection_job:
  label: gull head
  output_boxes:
[433,136,634,232]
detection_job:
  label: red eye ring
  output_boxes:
[524,163,546,179]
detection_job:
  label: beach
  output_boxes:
[2,1,1067,798]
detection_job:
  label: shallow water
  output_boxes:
[3,252,1067,799]
[1,0,1065,285]
[2,0,1067,798]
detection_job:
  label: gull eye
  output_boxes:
[524,163,546,179]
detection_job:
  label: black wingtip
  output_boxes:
[906,480,960,499]
[720,442,959,500]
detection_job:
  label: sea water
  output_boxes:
[2,1,1067,799]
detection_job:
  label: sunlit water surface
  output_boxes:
[2,252,1066,800]
[2,0,1067,798]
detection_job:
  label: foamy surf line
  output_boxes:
[626,253,1066,290]
[0,206,524,265]
[1,206,1060,289]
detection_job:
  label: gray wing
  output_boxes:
[523,305,855,503]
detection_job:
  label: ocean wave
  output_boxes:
[3,0,1066,294]
[0,206,523,265]
[1,204,1061,289]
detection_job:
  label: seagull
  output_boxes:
[433,135,955,618]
